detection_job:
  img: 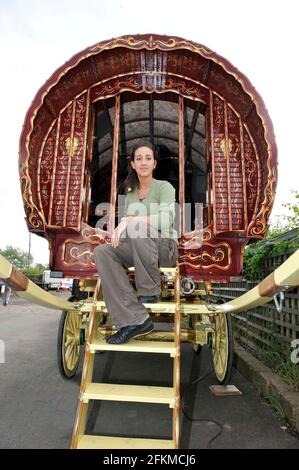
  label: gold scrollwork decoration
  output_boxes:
[20,165,45,230]
[178,242,231,270]
[65,136,79,156]
[89,36,213,56]
[248,166,277,236]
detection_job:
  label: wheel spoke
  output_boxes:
[212,314,231,381]
[65,326,74,337]
[65,336,73,348]
[219,348,225,370]
[65,345,72,365]
[69,347,76,369]
[68,313,76,333]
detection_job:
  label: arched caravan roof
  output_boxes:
[19,34,277,244]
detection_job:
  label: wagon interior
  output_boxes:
[88,92,209,232]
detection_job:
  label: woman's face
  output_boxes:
[131,146,156,178]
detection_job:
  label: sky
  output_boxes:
[0,0,298,265]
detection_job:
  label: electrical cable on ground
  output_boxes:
[180,362,224,449]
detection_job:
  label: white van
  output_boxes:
[42,271,73,291]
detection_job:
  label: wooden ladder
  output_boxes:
[71,265,181,449]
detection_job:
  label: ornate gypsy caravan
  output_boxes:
[19,34,277,282]
[2,34,298,449]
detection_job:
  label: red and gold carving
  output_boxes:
[178,241,231,270]
[49,91,89,229]
[211,93,229,233]
[227,106,246,230]
[38,121,57,221]
[243,126,259,223]
[62,240,97,266]
[91,73,208,103]
[20,164,45,231]
[247,166,277,237]
[211,94,248,234]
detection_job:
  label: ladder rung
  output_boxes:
[79,300,213,315]
[77,435,175,449]
[89,339,177,356]
[128,267,177,274]
[92,300,177,313]
[82,383,175,407]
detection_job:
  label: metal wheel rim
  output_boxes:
[62,311,81,373]
[212,314,229,382]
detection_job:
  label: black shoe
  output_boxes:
[137,295,160,304]
[106,318,154,344]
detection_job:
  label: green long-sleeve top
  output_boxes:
[125,178,178,241]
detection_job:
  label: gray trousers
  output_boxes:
[93,222,178,328]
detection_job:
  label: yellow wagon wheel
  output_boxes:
[212,312,233,384]
[57,297,83,379]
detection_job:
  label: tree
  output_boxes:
[21,265,49,283]
[243,190,299,280]
[282,190,299,228]
[265,190,299,240]
[0,245,33,269]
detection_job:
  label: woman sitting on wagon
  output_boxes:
[93,143,178,345]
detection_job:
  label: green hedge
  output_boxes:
[243,236,299,280]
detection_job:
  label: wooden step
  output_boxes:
[89,339,177,356]
[77,434,175,449]
[80,301,213,314]
[81,383,175,407]
[128,267,176,274]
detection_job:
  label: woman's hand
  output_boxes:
[110,218,130,248]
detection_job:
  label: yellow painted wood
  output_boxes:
[82,383,175,407]
[77,435,174,449]
[274,249,299,286]
[16,280,75,310]
[97,328,196,343]
[79,300,213,314]
[89,338,177,356]
[0,253,12,278]
[221,285,272,314]
[220,249,299,315]
[128,267,176,275]
[71,401,89,448]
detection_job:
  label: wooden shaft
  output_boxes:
[205,108,212,226]
[209,90,216,233]
[108,94,120,234]
[178,96,185,237]
[224,99,232,231]
[48,114,61,225]
[63,100,77,226]
[239,115,248,228]
[84,104,95,223]
[78,89,91,229]
[71,277,101,448]
[173,263,181,448]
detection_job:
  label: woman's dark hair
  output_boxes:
[123,142,158,194]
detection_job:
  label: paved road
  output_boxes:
[0,293,298,449]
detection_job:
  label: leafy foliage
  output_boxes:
[243,192,299,280]
[0,245,33,269]
[243,235,299,280]
[21,265,49,283]
[282,190,299,228]
[255,322,299,392]
[0,245,49,282]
